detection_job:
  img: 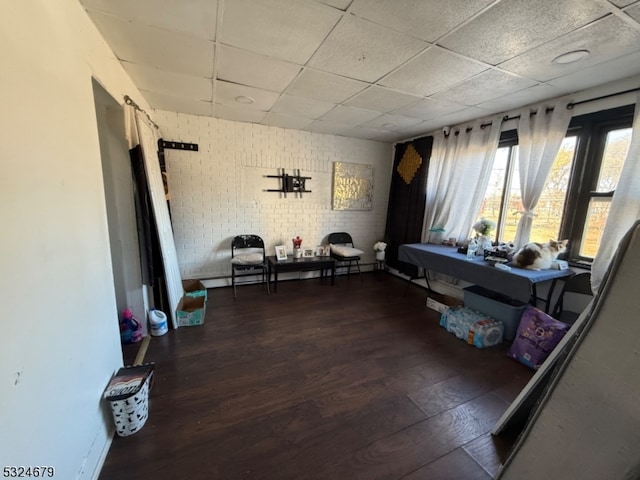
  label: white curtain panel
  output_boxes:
[592,93,640,294]
[513,102,573,248]
[422,116,502,242]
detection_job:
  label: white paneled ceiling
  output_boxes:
[80,0,640,142]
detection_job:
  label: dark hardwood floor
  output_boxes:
[101,272,532,480]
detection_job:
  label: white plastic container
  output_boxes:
[148,309,168,336]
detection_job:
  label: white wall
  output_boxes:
[153,111,393,285]
[0,2,152,479]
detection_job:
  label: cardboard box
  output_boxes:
[183,279,207,300]
[426,297,449,314]
[176,295,206,327]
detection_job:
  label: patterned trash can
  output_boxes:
[104,363,154,437]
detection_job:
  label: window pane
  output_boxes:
[595,128,631,192]
[502,147,521,243]
[581,198,611,258]
[477,147,509,233]
[529,137,577,243]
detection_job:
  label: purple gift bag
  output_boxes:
[507,306,570,369]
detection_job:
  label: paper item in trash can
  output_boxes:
[104,363,154,401]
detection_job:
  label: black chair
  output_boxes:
[328,232,362,278]
[552,272,593,324]
[231,235,270,299]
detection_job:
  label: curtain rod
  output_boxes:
[124,95,159,130]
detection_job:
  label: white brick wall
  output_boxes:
[154,111,393,284]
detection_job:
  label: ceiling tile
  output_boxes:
[379,46,488,96]
[340,125,389,140]
[433,69,537,106]
[349,0,495,42]
[142,91,212,117]
[438,0,610,65]
[610,0,637,6]
[123,62,212,101]
[213,103,267,124]
[390,98,467,120]
[319,105,382,124]
[316,0,354,10]
[271,94,336,119]
[418,107,489,130]
[215,81,280,111]
[308,15,429,82]
[500,16,640,82]
[359,113,423,131]
[261,112,314,130]
[625,3,640,20]
[475,84,566,113]
[87,10,214,77]
[306,119,357,136]
[343,86,422,112]
[217,45,301,92]
[547,50,640,92]
[220,0,341,64]
[285,69,368,103]
[81,0,217,40]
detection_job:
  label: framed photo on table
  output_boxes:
[275,245,287,261]
[303,248,315,258]
[315,245,330,257]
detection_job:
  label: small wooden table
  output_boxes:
[267,256,336,292]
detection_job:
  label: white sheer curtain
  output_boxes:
[422,116,502,242]
[592,93,640,293]
[513,102,573,247]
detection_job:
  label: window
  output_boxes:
[477,134,577,244]
[476,104,634,264]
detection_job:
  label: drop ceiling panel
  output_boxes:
[418,107,490,131]
[142,91,212,117]
[319,105,382,124]
[438,0,610,65]
[547,50,640,92]
[220,0,341,64]
[349,0,495,42]
[88,10,214,77]
[217,45,301,92]
[123,62,212,101]
[391,98,468,121]
[317,0,354,9]
[285,69,368,103]
[215,81,280,111]
[214,103,267,124]
[343,86,422,112]
[379,47,488,96]
[261,112,314,130]
[307,15,429,82]
[359,113,423,131]
[500,16,640,82]
[433,69,537,106]
[610,0,637,6]
[626,3,640,21]
[81,0,217,40]
[271,94,336,119]
[475,84,567,113]
[306,119,356,135]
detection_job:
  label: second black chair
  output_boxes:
[328,232,363,278]
[552,272,593,324]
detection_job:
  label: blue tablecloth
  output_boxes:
[398,243,573,303]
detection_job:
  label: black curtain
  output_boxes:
[384,136,433,278]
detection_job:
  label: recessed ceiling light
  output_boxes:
[235,95,255,104]
[552,50,590,64]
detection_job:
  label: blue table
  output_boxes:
[398,243,574,309]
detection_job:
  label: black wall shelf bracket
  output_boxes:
[158,140,199,151]
[265,168,312,198]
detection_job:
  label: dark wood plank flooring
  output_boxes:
[101,273,532,480]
